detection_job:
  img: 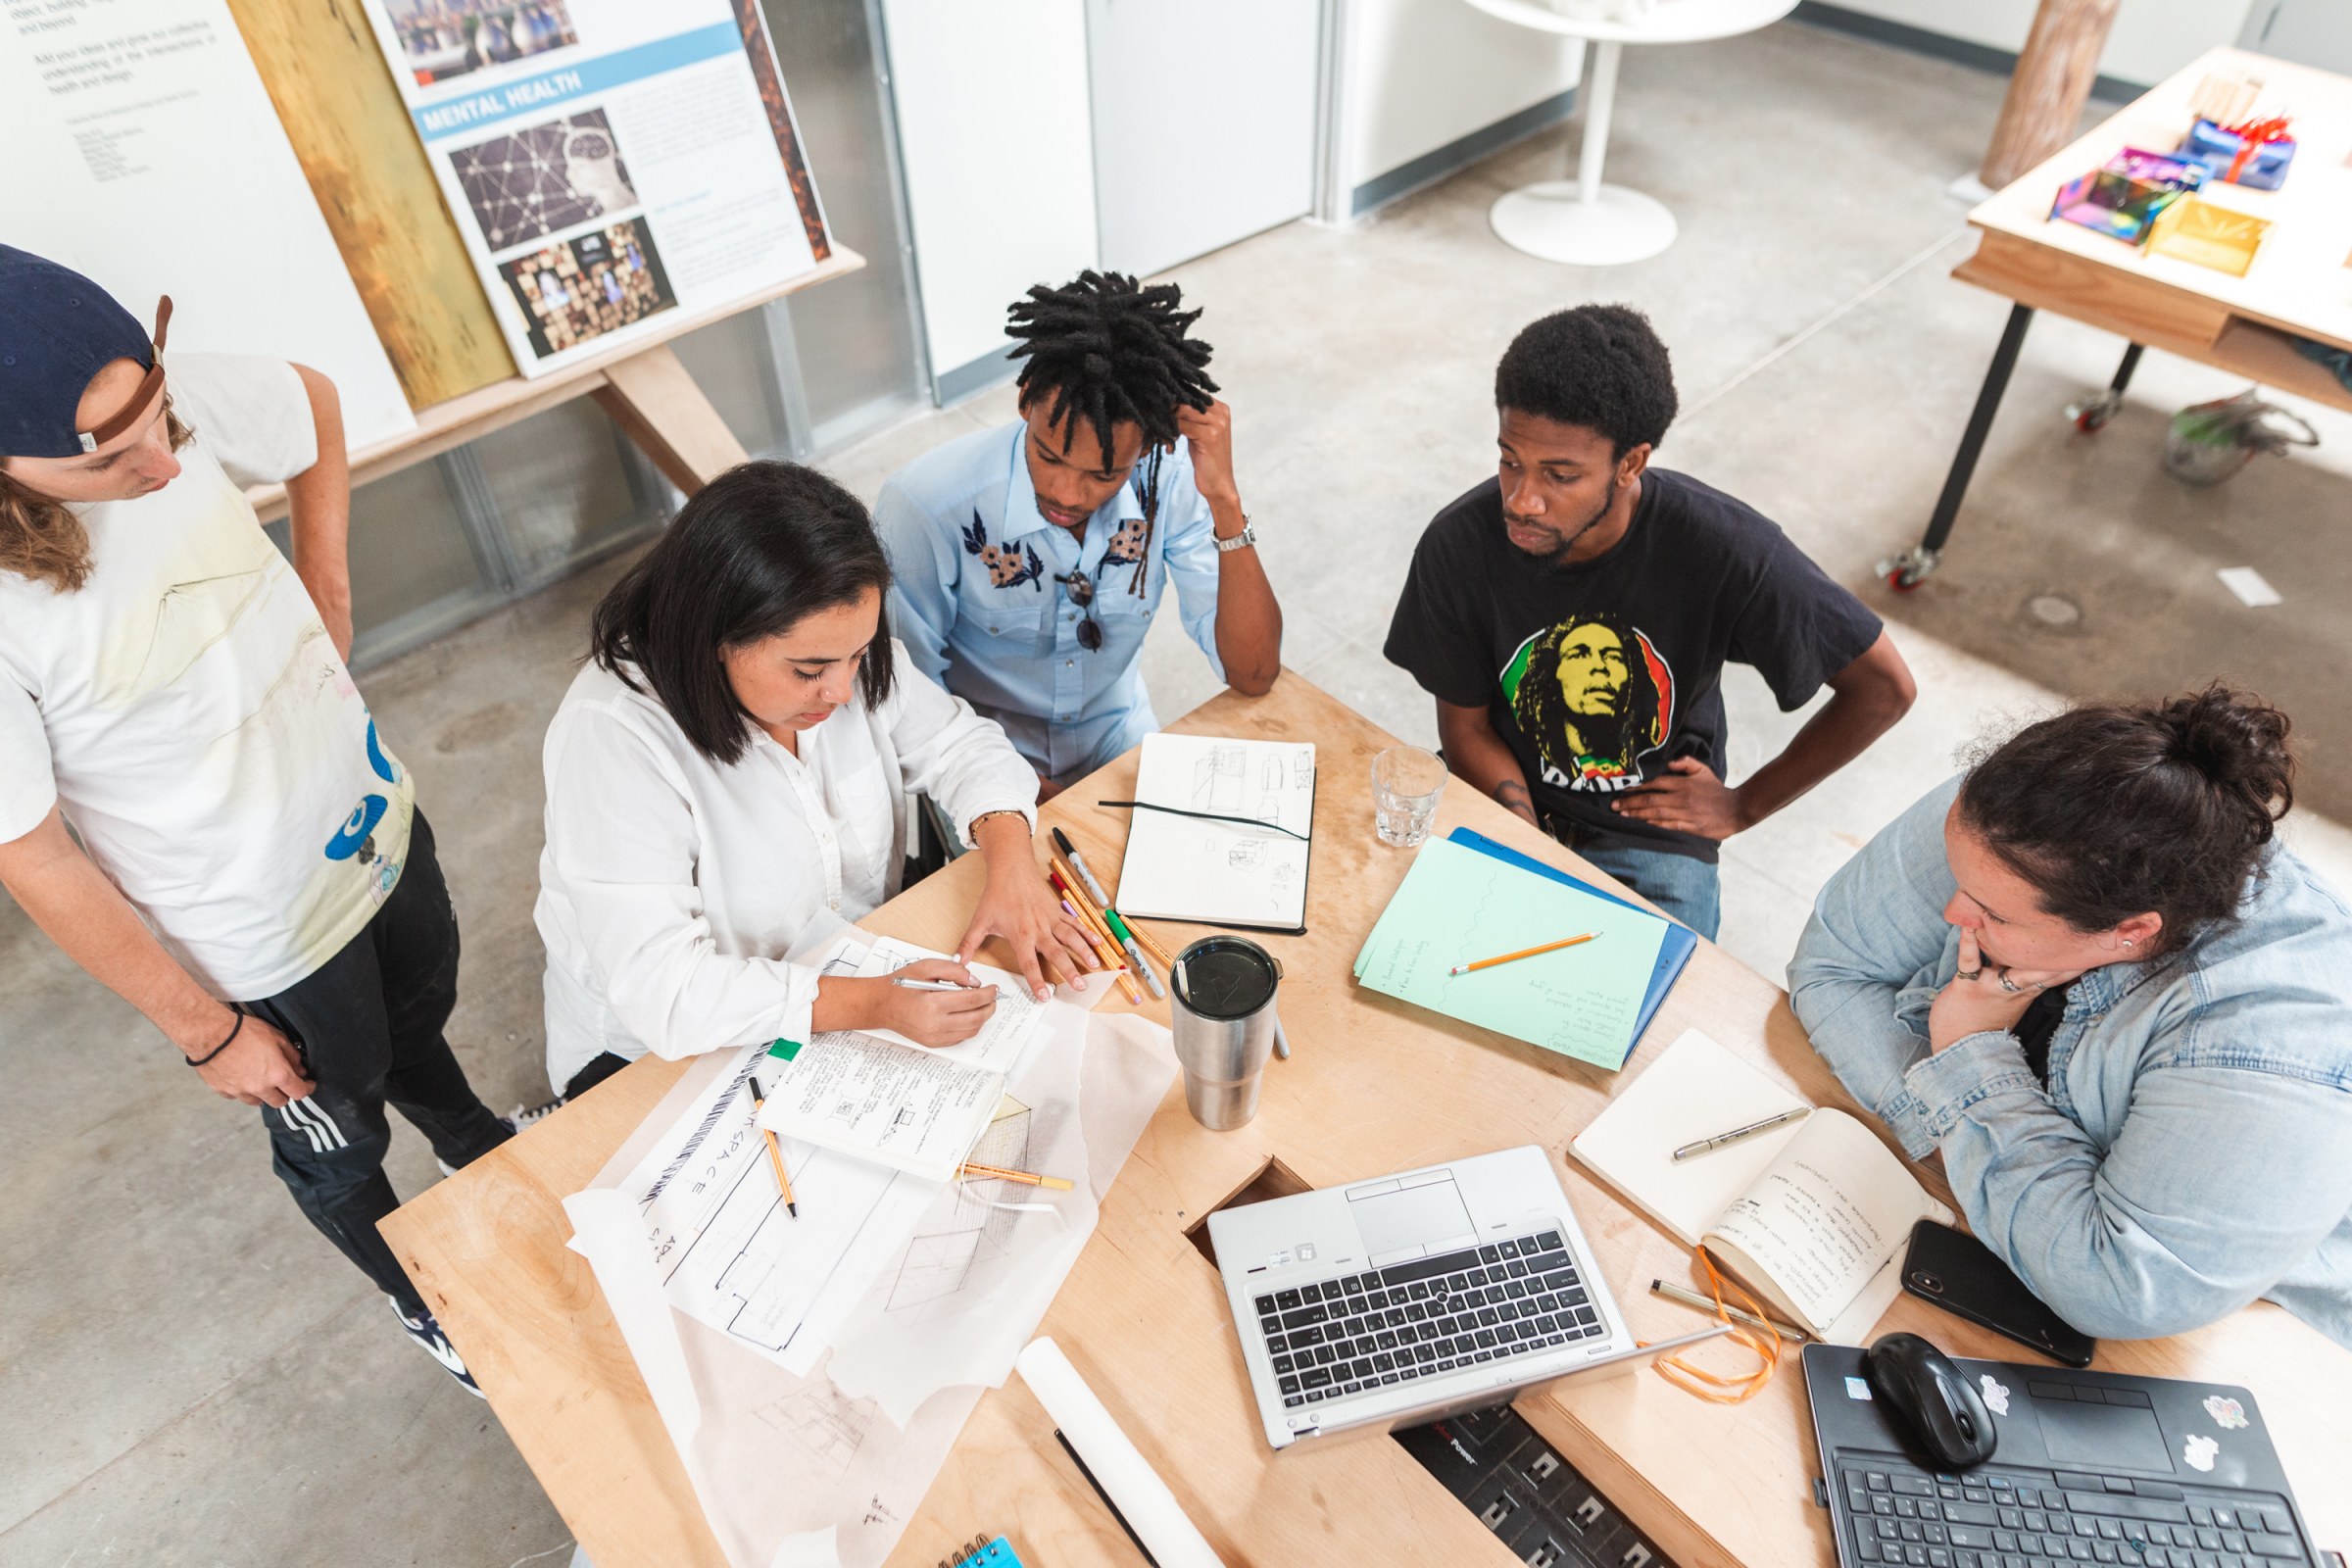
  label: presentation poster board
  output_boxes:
[356,0,833,378]
[1,0,417,450]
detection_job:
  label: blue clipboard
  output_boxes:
[1445,827,1696,1048]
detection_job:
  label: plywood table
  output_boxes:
[1887,46,2352,587]
[379,672,2352,1566]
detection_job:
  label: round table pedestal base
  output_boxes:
[1489,180,1678,266]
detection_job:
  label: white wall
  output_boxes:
[1342,0,1585,195]
[1823,0,2254,88]
[878,0,1100,386]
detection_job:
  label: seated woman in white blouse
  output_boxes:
[534,462,1102,1102]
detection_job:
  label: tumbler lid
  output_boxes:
[1174,937,1279,1020]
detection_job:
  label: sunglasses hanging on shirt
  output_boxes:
[1054,569,1104,651]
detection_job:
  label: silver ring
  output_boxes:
[1953,967,1983,982]
[1996,971,2025,994]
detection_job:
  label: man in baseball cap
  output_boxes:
[0,246,510,1393]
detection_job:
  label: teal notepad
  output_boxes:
[1353,837,1670,1069]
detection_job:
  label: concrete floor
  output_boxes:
[10,21,2352,1566]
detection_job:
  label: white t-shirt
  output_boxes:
[0,353,414,1001]
[534,647,1039,1091]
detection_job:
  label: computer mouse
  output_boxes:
[1864,1332,1998,1471]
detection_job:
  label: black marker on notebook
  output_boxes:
[1051,826,1112,908]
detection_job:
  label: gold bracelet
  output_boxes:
[966,808,1027,838]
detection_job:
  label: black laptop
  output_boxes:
[1802,1344,2328,1568]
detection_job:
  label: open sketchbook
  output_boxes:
[754,938,1049,1183]
[1572,1029,1950,1344]
[1112,733,1315,933]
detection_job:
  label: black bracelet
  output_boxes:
[186,1010,244,1067]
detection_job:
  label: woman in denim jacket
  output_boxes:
[1789,687,2352,1347]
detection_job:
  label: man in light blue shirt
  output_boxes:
[877,271,1282,793]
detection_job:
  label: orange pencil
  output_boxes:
[1049,870,1141,1003]
[1448,932,1600,976]
[1054,869,1145,1004]
[959,1160,1075,1191]
[745,1076,798,1217]
[1121,916,1177,971]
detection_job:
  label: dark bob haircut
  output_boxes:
[1494,303,1679,460]
[1957,685,2295,956]
[589,461,893,765]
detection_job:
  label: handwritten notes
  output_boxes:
[1352,838,1669,1068]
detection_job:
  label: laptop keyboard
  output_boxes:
[1832,1456,2312,1568]
[1251,1229,1604,1409]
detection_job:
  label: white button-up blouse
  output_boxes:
[534,641,1038,1090]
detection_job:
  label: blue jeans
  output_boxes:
[1563,834,1721,941]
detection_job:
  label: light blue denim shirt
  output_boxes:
[875,421,1225,784]
[1788,775,2352,1348]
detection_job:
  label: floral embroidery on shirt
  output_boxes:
[1101,514,1150,568]
[961,512,1045,591]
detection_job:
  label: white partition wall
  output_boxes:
[878,0,1102,401]
[1339,0,1586,215]
[1087,0,1324,278]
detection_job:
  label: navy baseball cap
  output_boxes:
[0,245,171,460]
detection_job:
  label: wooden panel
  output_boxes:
[382,673,2352,1568]
[222,0,514,409]
[593,346,753,495]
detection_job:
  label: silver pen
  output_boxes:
[1649,1279,1807,1343]
[892,976,980,992]
[1670,1106,1808,1161]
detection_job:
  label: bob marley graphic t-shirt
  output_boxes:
[1384,468,1882,864]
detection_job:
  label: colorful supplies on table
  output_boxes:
[2148,195,2272,276]
[2177,115,2297,191]
[2049,149,2201,245]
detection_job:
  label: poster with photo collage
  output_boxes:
[358,0,830,376]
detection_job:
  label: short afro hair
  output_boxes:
[1494,304,1678,459]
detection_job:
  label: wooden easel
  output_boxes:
[222,0,861,517]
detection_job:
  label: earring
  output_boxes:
[2122,938,2135,949]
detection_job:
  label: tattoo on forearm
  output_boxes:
[1494,780,1534,814]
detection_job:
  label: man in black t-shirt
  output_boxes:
[1384,305,1916,939]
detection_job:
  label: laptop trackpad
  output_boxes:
[1352,1180,1476,1255]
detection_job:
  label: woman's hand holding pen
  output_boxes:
[811,960,997,1047]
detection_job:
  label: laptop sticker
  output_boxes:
[1979,1374,2010,1416]
[2182,1434,2220,1472]
[1844,1376,1872,1401]
[2202,1395,2249,1430]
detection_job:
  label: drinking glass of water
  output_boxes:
[1372,746,1447,847]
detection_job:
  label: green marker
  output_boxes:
[1102,908,1165,1001]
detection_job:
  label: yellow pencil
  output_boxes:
[1448,932,1600,976]
[745,1077,798,1218]
[959,1160,1076,1191]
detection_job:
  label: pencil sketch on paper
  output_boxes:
[884,1099,1034,1313]
[750,1385,874,1477]
[1194,744,1247,813]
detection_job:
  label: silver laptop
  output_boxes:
[1209,1145,1729,1449]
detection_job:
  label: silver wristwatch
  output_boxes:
[1214,516,1256,553]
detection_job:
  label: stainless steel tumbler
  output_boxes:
[1169,937,1284,1131]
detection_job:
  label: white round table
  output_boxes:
[1460,0,1798,265]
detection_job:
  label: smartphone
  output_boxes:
[1901,1220,2097,1368]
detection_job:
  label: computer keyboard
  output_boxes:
[1831,1455,2314,1568]
[1251,1229,1604,1409]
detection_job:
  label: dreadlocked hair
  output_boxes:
[1006,270,1217,529]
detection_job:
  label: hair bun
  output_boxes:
[2163,684,2293,827]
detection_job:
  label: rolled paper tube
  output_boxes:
[1015,1337,1227,1568]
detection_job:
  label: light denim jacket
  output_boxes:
[1788,776,2352,1348]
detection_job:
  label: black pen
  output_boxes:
[1052,826,1113,908]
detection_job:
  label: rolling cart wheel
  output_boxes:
[1879,548,1939,593]
[2066,392,2122,434]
